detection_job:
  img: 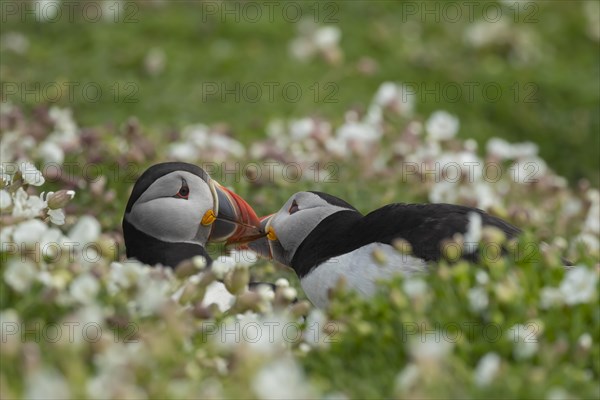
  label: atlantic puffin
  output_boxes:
[123,162,263,268]
[250,191,521,308]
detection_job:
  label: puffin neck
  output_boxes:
[290,210,363,278]
[122,217,212,268]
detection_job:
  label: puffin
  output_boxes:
[123,162,263,268]
[249,191,521,308]
[122,162,273,311]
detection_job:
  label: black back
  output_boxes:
[291,202,521,278]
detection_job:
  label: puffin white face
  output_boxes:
[264,191,352,266]
[126,171,216,245]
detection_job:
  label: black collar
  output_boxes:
[122,218,212,268]
[290,210,363,278]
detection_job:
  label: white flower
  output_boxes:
[281,287,297,301]
[394,363,420,393]
[108,261,147,294]
[324,137,347,157]
[135,278,171,316]
[511,157,547,184]
[486,137,513,159]
[203,281,235,311]
[0,31,30,54]
[578,333,593,350]
[464,212,482,251]
[192,255,207,270]
[211,255,236,279]
[314,26,341,50]
[25,368,71,400]
[12,188,46,219]
[559,266,598,305]
[463,19,511,48]
[48,107,79,146]
[275,278,290,288]
[289,37,315,62]
[37,140,65,164]
[168,143,197,162]
[13,219,48,245]
[511,324,539,360]
[402,277,427,300]
[409,333,454,362]
[425,111,459,141]
[0,189,12,209]
[374,82,399,106]
[19,161,45,186]
[336,121,381,143]
[252,356,316,400]
[70,273,100,304]
[144,47,166,76]
[476,270,489,285]
[47,208,66,225]
[474,352,501,386]
[540,287,564,309]
[4,259,37,292]
[584,189,599,234]
[468,287,489,312]
[255,283,275,302]
[289,118,315,141]
[510,141,539,158]
[546,387,571,400]
[572,232,599,255]
[228,249,259,268]
[69,215,101,244]
[429,180,457,204]
[373,82,415,115]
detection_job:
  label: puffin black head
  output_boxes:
[251,191,359,266]
[123,162,262,266]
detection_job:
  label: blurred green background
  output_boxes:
[1,0,598,185]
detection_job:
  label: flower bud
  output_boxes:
[289,300,312,319]
[179,281,199,304]
[224,267,249,295]
[481,226,507,246]
[192,303,213,319]
[231,291,262,313]
[441,238,463,262]
[393,238,412,255]
[275,278,290,288]
[371,248,387,266]
[47,190,75,210]
[175,260,197,279]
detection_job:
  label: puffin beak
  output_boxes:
[244,214,274,259]
[207,181,264,245]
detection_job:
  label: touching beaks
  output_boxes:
[207,181,264,245]
[243,214,274,259]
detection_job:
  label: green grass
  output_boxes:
[1,5,599,397]
[1,1,598,185]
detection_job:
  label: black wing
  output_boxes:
[359,203,521,262]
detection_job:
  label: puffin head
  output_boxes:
[252,191,358,266]
[123,162,262,266]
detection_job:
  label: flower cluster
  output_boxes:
[1,81,598,398]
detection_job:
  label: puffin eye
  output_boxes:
[288,200,299,214]
[175,180,190,200]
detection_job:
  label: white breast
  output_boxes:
[300,243,428,308]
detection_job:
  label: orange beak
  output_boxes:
[207,183,264,245]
